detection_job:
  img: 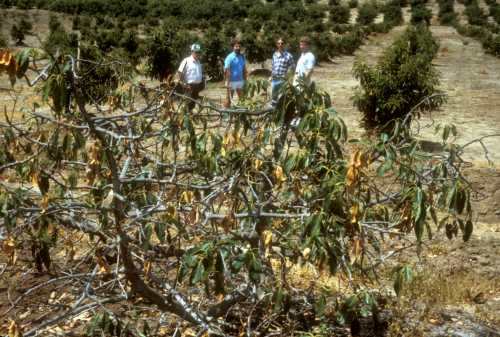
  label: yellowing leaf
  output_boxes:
[274,165,286,183]
[350,203,359,224]
[0,50,13,66]
[253,158,263,170]
[8,320,22,337]
[262,230,272,249]
[181,191,194,204]
[256,127,264,143]
[2,236,17,266]
[166,203,177,219]
[302,247,311,259]
[222,133,233,146]
[31,172,39,190]
[346,166,357,187]
[40,195,49,213]
[349,237,362,265]
[144,260,151,282]
[233,132,241,146]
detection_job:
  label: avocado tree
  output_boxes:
[0,42,477,336]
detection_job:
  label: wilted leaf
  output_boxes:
[274,165,286,183]
[253,158,263,170]
[2,236,17,266]
[8,320,22,337]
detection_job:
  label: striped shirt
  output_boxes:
[271,50,295,79]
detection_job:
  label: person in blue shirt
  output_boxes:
[224,39,247,107]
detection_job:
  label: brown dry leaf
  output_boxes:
[95,252,111,274]
[107,95,119,112]
[256,127,264,143]
[187,206,200,225]
[349,237,362,265]
[3,236,17,266]
[222,213,235,234]
[8,320,22,337]
[144,260,151,282]
[182,328,197,337]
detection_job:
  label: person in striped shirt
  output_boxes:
[271,37,295,106]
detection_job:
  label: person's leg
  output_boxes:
[185,85,195,111]
[191,84,202,112]
[271,79,283,106]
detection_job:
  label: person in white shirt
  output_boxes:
[177,43,204,111]
[293,36,316,88]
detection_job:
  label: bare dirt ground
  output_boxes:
[1,3,500,336]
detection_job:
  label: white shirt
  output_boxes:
[295,51,315,78]
[178,55,203,84]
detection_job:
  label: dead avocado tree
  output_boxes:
[0,47,478,336]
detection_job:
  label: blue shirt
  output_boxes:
[224,52,246,82]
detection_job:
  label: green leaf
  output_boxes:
[191,260,206,284]
[154,222,166,243]
[314,295,327,317]
[394,265,412,297]
[273,287,285,313]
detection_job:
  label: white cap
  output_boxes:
[191,44,201,52]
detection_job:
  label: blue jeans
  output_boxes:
[271,79,285,106]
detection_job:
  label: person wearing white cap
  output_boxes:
[177,43,204,111]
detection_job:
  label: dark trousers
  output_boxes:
[186,82,204,111]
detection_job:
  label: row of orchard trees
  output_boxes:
[0,18,479,336]
[1,0,405,83]
[435,0,500,57]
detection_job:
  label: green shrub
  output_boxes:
[10,18,32,45]
[353,25,444,129]
[330,4,351,24]
[44,15,77,54]
[332,27,365,56]
[201,28,226,81]
[349,0,358,9]
[383,0,404,26]
[464,0,487,25]
[411,4,432,25]
[482,33,500,56]
[439,11,456,25]
[357,1,378,25]
[488,3,500,25]
[0,33,7,48]
[331,23,353,34]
